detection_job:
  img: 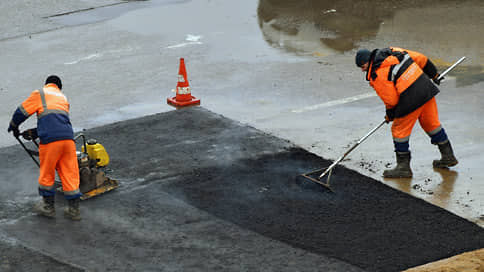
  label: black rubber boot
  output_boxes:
[433,140,458,168]
[34,195,55,218]
[383,151,413,178]
[64,198,81,221]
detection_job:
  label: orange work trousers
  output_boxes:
[391,97,442,142]
[38,139,80,196]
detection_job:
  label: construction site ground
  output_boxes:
[0,107,483,271]
[0,0,483,271]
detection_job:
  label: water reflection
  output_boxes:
[432,168,458,208]
[257,0,484,85]
[383,168,458,210]
[257,0,396,53]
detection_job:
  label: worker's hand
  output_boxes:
[432,74,442,85]
[7,124,20,138]
[385,108,395,123]
[22,128,38,140]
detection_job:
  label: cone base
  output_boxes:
[167,96,201,108]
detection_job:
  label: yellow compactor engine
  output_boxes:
[77,137,118,200]
[83,139,110,167]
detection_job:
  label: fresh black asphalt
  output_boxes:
[0,107,483,271]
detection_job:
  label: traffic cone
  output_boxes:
[167,58,201,108]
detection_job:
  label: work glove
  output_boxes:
[385,108,395,123]
[22,128,38,140]
[432,74,442,85]
[7,124,20,138]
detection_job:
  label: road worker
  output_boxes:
[355,47,458,178]
[7,75,81,220]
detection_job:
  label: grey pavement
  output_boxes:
[1,0,480,227]
[0,1,482,270]
[1,107,483,271]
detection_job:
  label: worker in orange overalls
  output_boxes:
[355,47,458,178]
[8,75,82,220]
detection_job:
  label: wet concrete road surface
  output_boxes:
[1,107,484,271]
[255,0,484,227]
[0,0,482,227]
[0,0,484,270]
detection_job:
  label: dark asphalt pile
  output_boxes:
[0,107,483,272]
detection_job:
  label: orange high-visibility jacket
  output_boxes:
[9,83,74,144]
[366,47,440,118]
[390,47,439,80]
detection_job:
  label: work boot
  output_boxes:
[33,195,55,218]
[383,151,413,178]
[433,140,458,168]
[64,198,81,221]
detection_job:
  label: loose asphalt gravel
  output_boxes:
[1,107,483,271]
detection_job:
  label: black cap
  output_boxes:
[355,49,371,67]
[45,75,62,90]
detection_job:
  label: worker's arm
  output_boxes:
[370,67,399,122]
[7,117,20,137]
[8,90,42,136]
[371,67,399,106]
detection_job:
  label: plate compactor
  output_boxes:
[16,128,118,200]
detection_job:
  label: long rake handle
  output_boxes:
[437,56,466,81]
[318,119,387,179]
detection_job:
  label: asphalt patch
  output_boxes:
[94,107,484,271]
[160,148,484,271]
[0,107,482,271]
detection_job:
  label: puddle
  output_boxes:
[257,0,484,85]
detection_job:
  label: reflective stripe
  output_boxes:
[9,120,18,128]
[39,184,55,191]
[393,136,410,142]
[43,88,67,99]
[40,89,48,113]
[38,109,69,119]
[64,188,81,196]
[37,89,69,119]
[390,53,411,82]
[427,125,442,136]
[19,105,30,117]
[177,87,191,95]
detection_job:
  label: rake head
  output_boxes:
[300,168,334,192]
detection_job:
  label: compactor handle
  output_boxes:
[75,133,88,155]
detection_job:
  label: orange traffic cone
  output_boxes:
[167,58,201,108]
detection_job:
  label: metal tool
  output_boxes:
[15,129,40,167]
[437,56,466,81]
[300,57,466,191]
[15,128,118,200]
[300,120,387,191]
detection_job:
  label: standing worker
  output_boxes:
[7,75,82,220]
[355,47,458,178]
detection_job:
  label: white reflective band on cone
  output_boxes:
[177,87,191,94]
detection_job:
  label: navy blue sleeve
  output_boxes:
[10,108,29,128]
